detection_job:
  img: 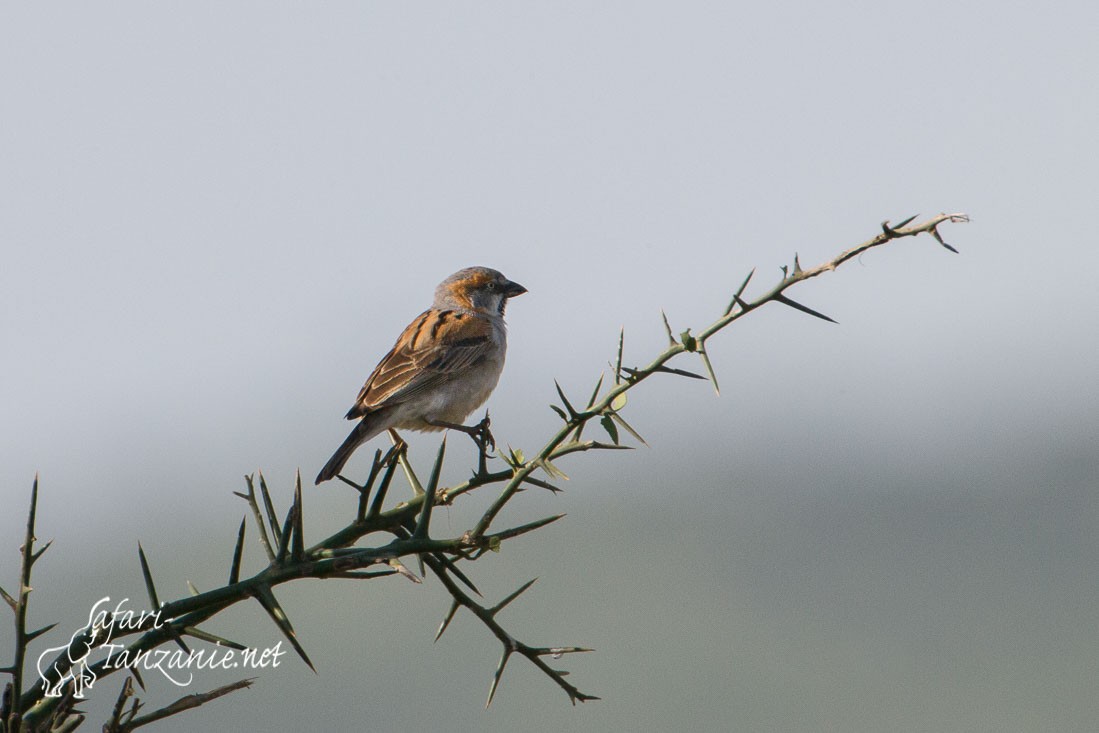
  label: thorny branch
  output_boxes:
[2,213,967,731]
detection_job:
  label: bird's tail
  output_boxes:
[315,410,390,484]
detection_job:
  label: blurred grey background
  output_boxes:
[2,2,1097,731]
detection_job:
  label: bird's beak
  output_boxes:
[504,280,527,298]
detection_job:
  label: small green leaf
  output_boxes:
[505,446,525,467]
[610,392,627,411]
[680,329,697,352]
[600,415,619,445]
[537,458,570,480]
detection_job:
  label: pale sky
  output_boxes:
[2,3,1098,731]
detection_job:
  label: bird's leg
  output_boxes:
[386,429,409,460]
[426,413,496,474]
[471,412,494,477]
[471,412,495,454]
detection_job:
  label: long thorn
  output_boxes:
[661,310,675,346]
[292,471,305,562]
[489,578,538,616]
[257,472,281,547]
[434,600,460,642]
[253,584,315,672]
[554,380,577,418]
[239,475,275,562]
[413,440,444,539]
[614,327,625,384]
[486,649,512,708]
[772,294,838,324]
[699,346,720,395]
[229,518,246,585]
[275,503,295,566]
[137,543,160,609]
[366,452,400,519]
[725,268,756,315]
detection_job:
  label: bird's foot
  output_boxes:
[470,413,496,477]
[427,414,496,474]
[469,413,496,455]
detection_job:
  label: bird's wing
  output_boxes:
[345,309,496,419]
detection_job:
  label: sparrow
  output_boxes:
[315,266,527,484]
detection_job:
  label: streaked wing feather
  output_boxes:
[346,310,494,418]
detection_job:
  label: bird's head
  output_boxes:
[434,267,527,316]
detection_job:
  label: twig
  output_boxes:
[9,213,966,726]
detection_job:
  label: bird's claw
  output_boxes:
[468,413,496,478]
[472,414,496,454]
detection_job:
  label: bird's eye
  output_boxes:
[485,282,497,291]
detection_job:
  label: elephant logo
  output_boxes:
[36,597,109,698]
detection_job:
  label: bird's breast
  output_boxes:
[395,319,508,429]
